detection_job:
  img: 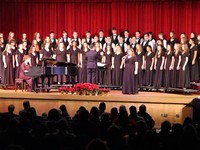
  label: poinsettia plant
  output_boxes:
[58,83,110,96]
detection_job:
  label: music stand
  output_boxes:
[97,63,107,88]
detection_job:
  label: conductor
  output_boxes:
[85,44,98,83]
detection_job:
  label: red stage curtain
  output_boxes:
[0,0,200,40]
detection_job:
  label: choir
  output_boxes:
[0,29,200,94]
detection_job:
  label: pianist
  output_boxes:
[19,55,32,92]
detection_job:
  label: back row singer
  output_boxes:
[0,28,199,94]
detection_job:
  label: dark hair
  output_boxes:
[99,102,106,112]
[23,101,30,110]
[161,120,171,132]
[144,32,149,36]
[90,106,99,119]
[8,104,15,113]
[112,27,117,30]
[148,32,153,35]
[129,105,137,116]
[124,29,129,33]
[139,104,146,113]
[49,31,54,34]
[190,38,197,44]
[48,108,60,121]
[99,29,104,32]
[191,32,197,37]
[146,45,152,51]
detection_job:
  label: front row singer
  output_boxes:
[19,55,33,92]
[121,49,139,94]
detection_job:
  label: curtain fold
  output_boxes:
[0,0,199,39]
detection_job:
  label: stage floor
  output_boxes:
[0,89,199,128]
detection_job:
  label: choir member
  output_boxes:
[111,27,119,46]
[81,38,86,46]
[180,37,188,45]
[15,43,25,78]
[111,45,124,86]
[190,32,198,44]
[135,30,144,44]
[124,30,130,45]
[179,44,190,88]
[67,40,80,65]
[153,45,165,89]
[53,42,68,84]
[172,43,182,88]
[19,55,32,92]
[99,30,106,49]
[62,30,71,49]
[71,31,81,49]
[116,36,127,54]
[49,31,57,50]
[0,33,4,81]
[103,36,115,51]
[95,42,104,62]
[130,36,137,50]
[85,31,93,46]
[157,32,167,49]
[95,42,104,84]
[10,39,17,54]
[44,36,51,45]
[79,42,89,83]
[28,46,38,67]
[93,35,99,44]
[164,44,175,88]
[135,44,145,87]
[142,33,149,53]
[121,49,138,94]
[180,33,188,44]
[148,32,156,53]
[22,41,29,55]
[103,45,113,85]
[2,44,15,85]
[189,38,199,82]
[33,32,43,50]
[40,42,53,60]
[31,40,40,54]
[85,44,98,84]
[167,31,179,47]
[5,32,15,44]
[18,33,31,48]
[197,35,200,74]
[143,45,155,86]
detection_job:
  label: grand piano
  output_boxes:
[25,59,79,92]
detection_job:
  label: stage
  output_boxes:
[0,89,198,128]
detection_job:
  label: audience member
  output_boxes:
[0,101,199,150]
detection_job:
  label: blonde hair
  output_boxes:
[181,44,189,53]
[8,32,14,42]
[136,44,143,53]
[115,46,122,54]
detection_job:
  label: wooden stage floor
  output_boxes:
[0,89,199,128]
